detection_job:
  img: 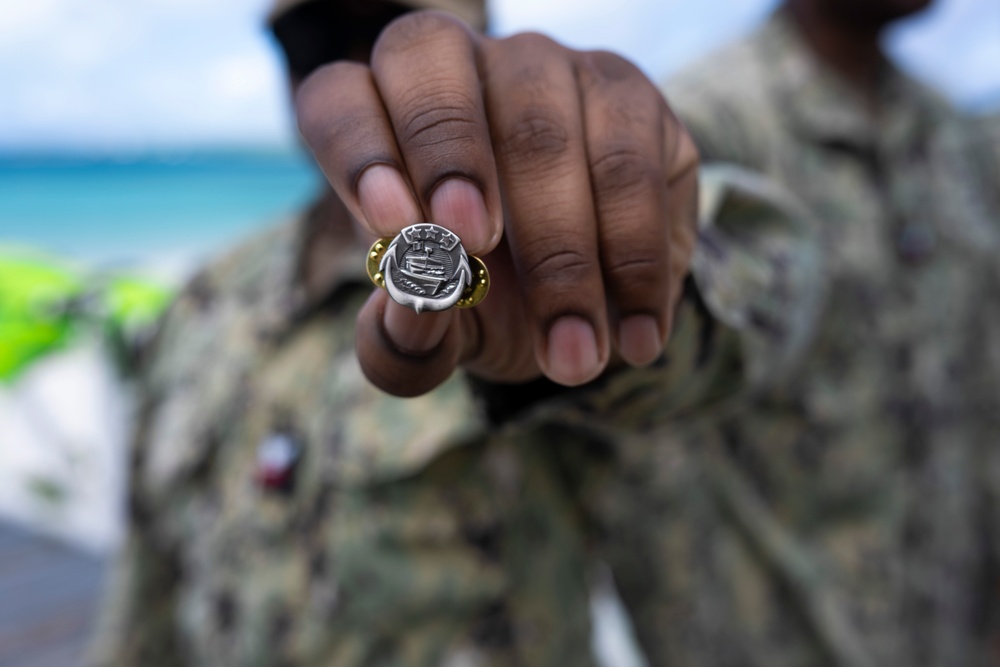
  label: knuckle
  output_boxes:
[295,62,368,147]
[521,245,594,292]
[604,251,662,289]
[590,145,663,200]
[376,10,468,56]
[397,93,480,156]
[581,49,644,85]
[500,31,561,55]
[499,109,571,168]
[578,51,665,114]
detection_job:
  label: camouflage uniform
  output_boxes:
[89,10,1000,667]
[87,163,819,667]
[976,113,1000,190]
[654,9,1000,667]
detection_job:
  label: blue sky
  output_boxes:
[0,0,997,153]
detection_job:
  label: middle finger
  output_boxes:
[482,33,610,387]
[370,11,503,255]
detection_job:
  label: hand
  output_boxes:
[296,11,699,397]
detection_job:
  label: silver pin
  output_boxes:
[368,223,491,313]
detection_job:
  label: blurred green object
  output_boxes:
[103,275,173,338]
[0,250,83,383]
[0,248,173,383]
[101,274,174,376]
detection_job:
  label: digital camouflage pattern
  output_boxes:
[89,10,1000,667]
[658,9,1000,667]
[87,162,820,667]
[977,113,1000,191]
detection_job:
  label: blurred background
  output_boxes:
[0,0,997,664]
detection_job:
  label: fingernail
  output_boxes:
[430,179,491,252]
[618,315,662,367]
[546,316,601,386]
[357,165,421,236]
[383,301,451,355]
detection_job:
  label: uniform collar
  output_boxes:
[761,9,935,153]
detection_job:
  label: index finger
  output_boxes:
[296,11,503,256]
[370,11,503,254]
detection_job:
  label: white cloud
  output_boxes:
[0,0,133,67]
[889,0,1000,106]
[0,0,60,46]
[19,81,103,124]
[143,0,272,18]
[492,0,778,80]
[0,0,996,152]
[205,52,280,101]
[0,0,292,150]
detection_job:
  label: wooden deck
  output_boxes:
[0,521,106,667]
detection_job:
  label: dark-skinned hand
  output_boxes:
[296,11,699,398]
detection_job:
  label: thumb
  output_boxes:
[355,290,464,397]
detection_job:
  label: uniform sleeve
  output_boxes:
[667,88,761,167]
[968,114,1000,217]
[693,164,825,386]
[86,391,185,666]
[85,266,222,665]
[662,47,775,169]
[86,520,184,665]
[521,163,825,433]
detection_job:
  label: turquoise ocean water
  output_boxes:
[0,151,321,275]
